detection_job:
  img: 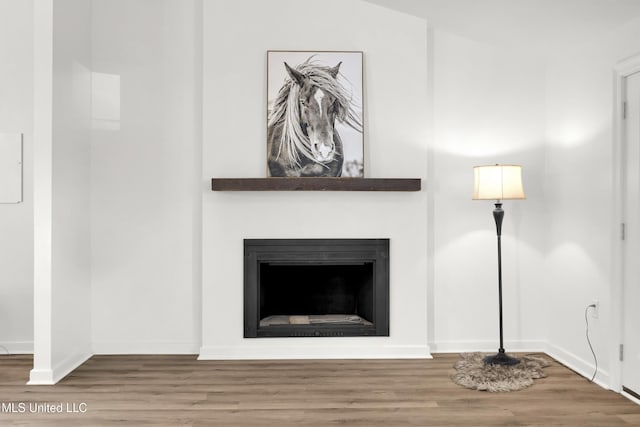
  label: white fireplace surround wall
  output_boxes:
[200,0,430,360]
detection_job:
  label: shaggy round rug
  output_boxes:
[452,352,550,392]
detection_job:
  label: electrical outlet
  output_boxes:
[591,300,599,319]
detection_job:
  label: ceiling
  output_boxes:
[364,0,640,53]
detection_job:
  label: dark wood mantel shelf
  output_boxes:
[211,178,421,192]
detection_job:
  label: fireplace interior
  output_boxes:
[259,263,374,326]
[244,239,389,338]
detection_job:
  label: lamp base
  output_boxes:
[484,350,520,366]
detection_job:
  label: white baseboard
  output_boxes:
[28,369,54,385]
[199,344,432,360]
[92,341,200,355]
[622,391,640,406]
[429,340,546,354]
[0,341,33,354]
[19,339,615,393]
[544,341,610,390]
[28,350,92,385]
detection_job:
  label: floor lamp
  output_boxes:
[473,164,526,366]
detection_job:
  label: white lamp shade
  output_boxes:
[473,164,526,200]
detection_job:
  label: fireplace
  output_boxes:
[244,239,389,338]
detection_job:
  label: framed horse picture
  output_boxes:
[267,50,364,177]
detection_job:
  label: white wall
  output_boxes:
[544,16,640,387]
[0,0,34,354]
[90,0,202,354]
[427,13,640,389]
[201,0,430,359]
[428,29,547,352]
[50,0,93,378]
[31,0,92,384]
[14,0,639,388]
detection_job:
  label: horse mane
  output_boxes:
[268,57,363,168]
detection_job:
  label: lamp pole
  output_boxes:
[484,201,520,366]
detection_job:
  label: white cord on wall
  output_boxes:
[585,304,598,382]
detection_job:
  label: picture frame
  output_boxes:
[266,50,364,177]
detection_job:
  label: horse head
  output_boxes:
[284,61,342,164]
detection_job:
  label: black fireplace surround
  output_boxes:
[244,239,390,338]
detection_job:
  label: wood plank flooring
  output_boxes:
[0,353,639,426]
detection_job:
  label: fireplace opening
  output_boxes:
[259,263,374,327]
[244,239,389,338]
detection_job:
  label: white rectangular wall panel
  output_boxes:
[0,133,23,203]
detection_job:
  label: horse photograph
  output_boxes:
[267,51,364,177]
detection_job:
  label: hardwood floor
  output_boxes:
[0,353,639,426]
